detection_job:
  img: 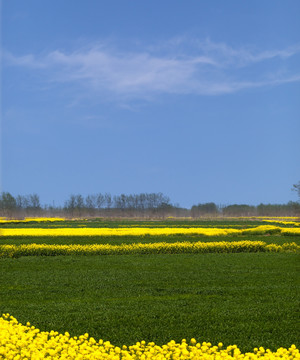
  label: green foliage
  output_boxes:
[222,204,256,216]
[0,254,298,352]
[191,203,219,217]
[0,192,17,217]
[0,218,298,352]
[257,202,300,216]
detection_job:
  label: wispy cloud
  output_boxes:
[3,38,300,100]
[4,51,47,69]
[189,38,300,66]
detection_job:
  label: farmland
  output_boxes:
[0,217,299,359]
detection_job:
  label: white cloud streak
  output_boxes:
[190,38,300,66]
[3,39,300,100]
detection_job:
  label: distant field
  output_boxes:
[0,217,299,228]
[0,217,299,354]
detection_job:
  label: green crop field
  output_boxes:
[0,218,299,354]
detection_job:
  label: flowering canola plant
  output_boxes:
[1,225,300,237]
[262,220,300,227]
[0,241,298,258]
[0,217,65,224]
[0,314,298,360]
[0,227,239,237]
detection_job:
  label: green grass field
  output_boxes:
[0,234,297,246]
[0,219,299,352]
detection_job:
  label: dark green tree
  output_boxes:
[0,192,17,217]
[191,203,218,217]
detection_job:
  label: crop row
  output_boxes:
[0,217,65,223]
[0,314,298,360]
[1,225,300,237]
[0,241,299,258]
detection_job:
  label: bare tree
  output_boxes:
[104,193,112,209]
[29,194,41,212]
[64,195,76,217]
[96,193,105,210]
[85,194,97,216]
[292,181,300,202]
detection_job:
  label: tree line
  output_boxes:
[0,183,299,218]
[191,202,300,217]
[0,192,183,218]
[64,193,173,217]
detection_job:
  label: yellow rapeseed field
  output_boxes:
[0,241,299,258]
[0,227,239,237]
[0,314,298,360]
[0,217,65,223]
[2,225,300,237]
[262,220,300,227]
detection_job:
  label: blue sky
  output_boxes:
[1,0,300,207]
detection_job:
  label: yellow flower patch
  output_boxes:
[0,225,299,237]
[0,241,299,258]
[0,314,298,360]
